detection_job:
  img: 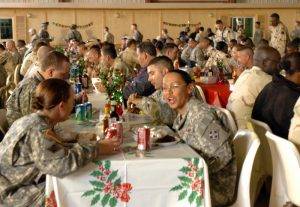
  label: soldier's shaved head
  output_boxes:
[253,46,281,75]
[37,46,53,62]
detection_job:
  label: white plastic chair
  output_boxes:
[195,85,206,103]
[265,131,300,207]
[218,107,238,135]
[230,130,260,207]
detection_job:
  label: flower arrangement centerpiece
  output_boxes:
[99,71,124,104]
[216,60,227,83]
[70,58,86,82]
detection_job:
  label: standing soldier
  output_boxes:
[268,13,289,57]
[131,23,143,44]
[39,22,53,43]
[103,27,114,44]
[66,24,83,43]
[253,21,263,47]
[215,20,233,44]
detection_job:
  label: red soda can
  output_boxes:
[112,122,123,143]
[105,127,117,139]
[137,126,150,151]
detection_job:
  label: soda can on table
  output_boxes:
[75,83,82,94]
[137,126,150,151]
[112,121,123,143]
[105,127,117,139]
[75,104,85,122]
[84,102,93,120]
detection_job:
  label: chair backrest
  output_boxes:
[0,109,8,135]
[195,85,206,103]
[14,64,22,85]
[265,131,300,206]
[232,130,260,207]
[218,107,238,135]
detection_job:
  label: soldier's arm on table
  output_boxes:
[30,128,96,178]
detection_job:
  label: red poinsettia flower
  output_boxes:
[120,192,130,202]
[45,191,57,207]
[121,183,132,191]
[104,181,113,194]
[98,165,105,171]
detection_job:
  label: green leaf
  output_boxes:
[193,158,200,167]
[82,190,96,197]
[90,170,103,177]
[196,168,204,178]
[178,190,188,201]
[179,167,191,174]
[109,197,117,207]
[94,160,103,166]
[178,176,192,184]
[114,178,121,186]
[101,194,111,206]
[91,194,101,206]
[181,182,190,187]
[196,196,202,207]
[89,180,104,188]
[104,160,111,170]
[188,191,197,204]
[170,185,183,192]
[107,170,118,181]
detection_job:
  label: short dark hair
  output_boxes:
[0,44,5,51]
[230,39,238,45]
[137,42,157,57]
[155,41,164,51]
[279,52,300,75]
[127,39,137,48]
[148,56,174,71]
[255,21,261,25]
[199,27,204,31]
[162,43,178,54]
[89,44,101,55]
[287,41,298,50]
[132,23,137,28]
[33,79,71,110]
[168,70,193,85]
[101,43,117,59]
[216,41,228,53]
[17,40,26,47]
[216,20,223,25]
[237,45,254,56]
[40,51,69,72]
[270,13,280,19]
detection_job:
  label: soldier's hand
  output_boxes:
[127,93,142,106]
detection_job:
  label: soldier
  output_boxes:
[6,51,70,126]
[127,56,177,126]
[215,20,233,44]
[119,38,139,75]
[66,24,83,43]
[131,23,143,44]
[253,21,263,47]
[162,70,236,206]
[227,46,281,129]
[199,37,230,73]
[0,44,15,76]
[290,20,300,40]
[38,22,52,43]
[190,41,206,67]
[20,41,48,77]
[85,45,102,78]
[268,13,289,57]
[181,38,197,66]
[0,79,120,206]
[103,27,114,44]
[6,40,22,68]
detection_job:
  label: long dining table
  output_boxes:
[45,92,212,207]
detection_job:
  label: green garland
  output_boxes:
[163,21,201,27]
[52,22,93,29]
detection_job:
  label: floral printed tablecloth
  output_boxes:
[45,143,211,207]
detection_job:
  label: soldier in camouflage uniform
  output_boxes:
[268,13,289,57]
[162,70,237,206]
[215,20,234,44]
[190,44,206,67]
[0,46,15,76]
[180,38,197,65]
[0,79,119,207]
[6,51,70,126]
[119,39,139,77]
[6,40,22,68]
[103,27,114,44]
[66,24,83,43]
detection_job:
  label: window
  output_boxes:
[0,19,13,40]
[231,17,254,38]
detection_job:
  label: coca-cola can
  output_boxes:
[105,127,117,139]
[112,121,123,143]
[137,126,150,151]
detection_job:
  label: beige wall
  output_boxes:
[0,3,299,45]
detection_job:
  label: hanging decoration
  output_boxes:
[163,21,201,27]
[51,22,93,29]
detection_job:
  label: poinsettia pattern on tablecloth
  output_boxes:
[45,190,58,207]
[170,158,204,207]
[82,160,133,207]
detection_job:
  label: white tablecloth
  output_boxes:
[45,92,212,207]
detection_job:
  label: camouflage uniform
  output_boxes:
[204,46,231,74]
[66,29,83,42]
[119,47,139,76]
[20,52,37,76]
[172,98,237,206]
[136,89,177,126]
[0,51,15,76]
[0,112,96,207]
[104,32,114,44]
[269,22,289,57]
[6,71,44,125]
[100,57,131,81]
[215,27,233,44]
[180,46,193,64]
[10,51,22,67]
[190,46,206,67]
